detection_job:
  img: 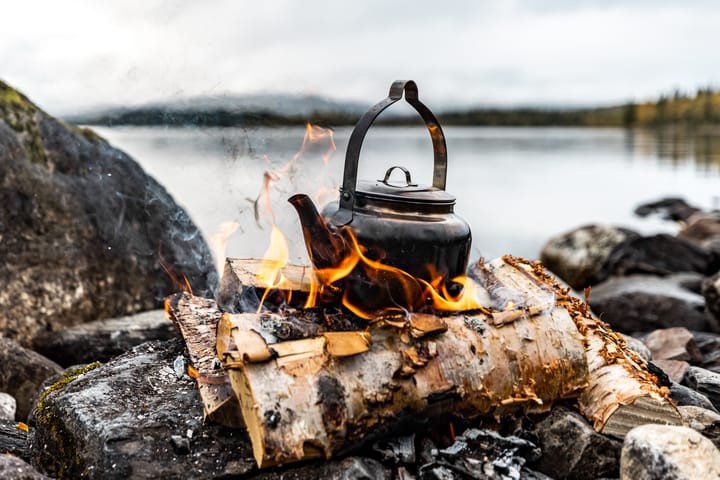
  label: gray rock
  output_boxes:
[588,273,714,333]
[532,406,621,479]
[0,454,51,480]
[604,233,718,278]
[0,393,16,420]
[643,327,703,363]
[683,366,720,411]
[691,331,720,373]
[32,309,179,367]
[670,381,718,412]
[678,405,720,448]
[1,419,30,460]
[620,424,720,479]
[540,224,637,290]
[623,334,652,362]
[0,80,216,346]
[703,273,720,331]
[0,337,62,421]
[634,197,702,222]
[29,339,254,479]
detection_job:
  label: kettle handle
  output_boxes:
[335,80,447,225]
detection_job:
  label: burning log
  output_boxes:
[212,256,681,468]
[216,258,591,467]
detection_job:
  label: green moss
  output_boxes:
[35,361,102,478]
[0,80,47,165]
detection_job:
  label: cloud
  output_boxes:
[3,0,720,114]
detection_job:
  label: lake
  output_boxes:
[93,125,720,269]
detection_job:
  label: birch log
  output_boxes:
[218,292,589,467]
[494,255,682,438]
[165,292,244,428]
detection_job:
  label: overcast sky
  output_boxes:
[3,0,720,115]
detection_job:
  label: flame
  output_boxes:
[251,123,336,226]
[256,225,291,311]
[158,244,193,295]
[208,221,241,275]
[300,228,489,319]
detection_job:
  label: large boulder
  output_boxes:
[0,80,216,345]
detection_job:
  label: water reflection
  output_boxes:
[631,129,720,173]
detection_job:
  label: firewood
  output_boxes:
[165,292,244,428]
[220,284,589,467]
[495,255,682,438]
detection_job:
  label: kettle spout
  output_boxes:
[288,194,348,270]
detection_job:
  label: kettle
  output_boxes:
[289,80,471,311]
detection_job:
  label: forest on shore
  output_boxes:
[71,87,720,129]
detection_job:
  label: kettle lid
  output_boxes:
[355,166,455,207]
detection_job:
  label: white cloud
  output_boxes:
[2,0,719,114]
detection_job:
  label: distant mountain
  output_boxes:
[65,93,370,127]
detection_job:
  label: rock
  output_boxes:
[691,331,720,373]
[1,419,30,459]
[32,309,178,367]
[634,197,702,222]
[0,80,216,346]
[0,338,62,421]
[532,406,621,479]
[703,273,720,330]
[0,454,51,480]
[678,405,720,448]
[653,360,690,384]
[29,339,254,479]
[623,334,652,362]
[670,381,718,412]
[419,428,541,480]
[678,211,720,249]
[587,273,715,333]
[683,366,720,411]
[643,327,703,363]
[620,424,720,479]
[0,393,16,420]
[605,233,719,278]
[540,224,638,290]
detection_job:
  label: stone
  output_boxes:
[678,405,720,448]
[532,406,621,479]
[1,419,30,459]
[653,359,690,384]
[587,273,715,333]
[623,334,652,361]
[0,454,51,480]
[540,224,638,290]
[643,327,703,363]
[0,80,216,346]
[670,381,718,412]
[703,273,720,329]
[634,197,702,222]
[604,233,719,278]
[691,331,720,373]
[29,339,254,479]
[683,366,720,411]
[620,424,720,479]
[419,428,541,480]
[0,338,62,421]
[0,393,16,420]
[32,309,179,367]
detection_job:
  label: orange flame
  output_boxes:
[300,228,488,319]
[291,122,337,166]
[256,225,290,311]
[208,221,241,275]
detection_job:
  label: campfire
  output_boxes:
[167,81,681,470]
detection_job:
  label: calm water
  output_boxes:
[93,126,720,266]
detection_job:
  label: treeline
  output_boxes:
[73,87,720,128]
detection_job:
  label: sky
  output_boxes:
[3,0,720,115]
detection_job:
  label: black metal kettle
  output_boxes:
[289,80,471,309]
